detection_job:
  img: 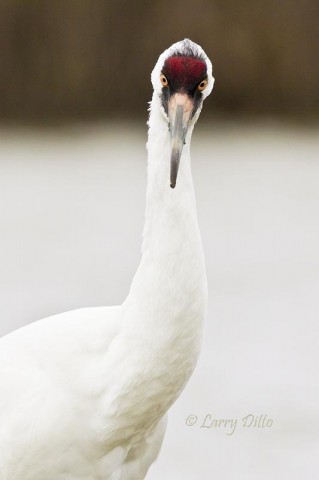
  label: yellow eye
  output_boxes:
[197,79,208,91]
[160,74,169,87]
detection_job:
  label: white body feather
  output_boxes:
[0,39,213,480]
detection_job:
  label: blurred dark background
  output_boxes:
[0,0,318,122]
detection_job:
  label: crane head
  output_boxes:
[151,39,214,188]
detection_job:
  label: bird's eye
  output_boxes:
[160,74,169,87]
[197,79,208,91]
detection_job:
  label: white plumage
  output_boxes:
[0,39,214,480]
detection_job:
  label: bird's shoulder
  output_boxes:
[0,305,122,372]
[0,306,123,456]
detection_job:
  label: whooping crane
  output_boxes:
[0,39,214,480]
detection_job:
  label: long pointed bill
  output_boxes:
[169,94,193,188]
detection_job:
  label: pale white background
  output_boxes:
[0,122,318,478]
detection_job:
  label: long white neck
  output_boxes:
[124,94,207,342]
[105,94,207,436]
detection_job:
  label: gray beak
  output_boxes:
[168,94,193,188]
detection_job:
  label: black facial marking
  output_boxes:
[161,84,170,116]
